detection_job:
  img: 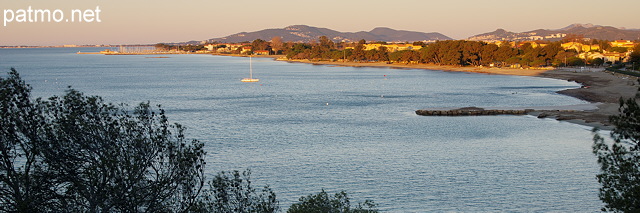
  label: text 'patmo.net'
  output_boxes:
[4,6,102,27]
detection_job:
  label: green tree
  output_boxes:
[609,47,629,53]
[252,39,270,52]
[376,46,389,62]
[285,43,312,59]
[318,36,335,50]
[412,41,426,47]
[554,50,578,67]
[441,42,463,66]
[628,44,640,67]
[540,42,564,66]
[494,43,518,65]
[593,97,640,212]
[0,68,60,212]
[504,56,521,66]
[401,50,421,64]
[364,49,378,62]
[461,41,483,66]
[39,89,207,212]
[155,43,171,51]
[589,58,605,67]
[598,40,613,51]
[199,170,279,213]
[307,36,336,60]
[328,49,351,61]
[479,43,499,66]
[349,42,366,62]
[287,189,378,213]
[530,59,547,67]
[566,56,586,66]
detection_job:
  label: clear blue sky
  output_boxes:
[2,0,639,46]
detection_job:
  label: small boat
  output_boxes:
[241,56,259,82]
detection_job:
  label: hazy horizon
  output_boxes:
[2,0,639,46]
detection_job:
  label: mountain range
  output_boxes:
[179,24,640,45]
[205,25,452,43]
[467,23,640,42]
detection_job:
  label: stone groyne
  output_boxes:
[415,107,535,116]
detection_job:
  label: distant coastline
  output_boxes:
[0,45,150,49]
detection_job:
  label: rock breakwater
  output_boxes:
[415,107,535,116]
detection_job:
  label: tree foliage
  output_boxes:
[609,47,629,53]
[271,37,284,54]
[593,97,640,212]
[252,39,270,52]
[285,43,312,59]
[155,43,205,52]
[275,38,598,68]
[39,91,206,212]
[0,68,59,212]
[628,44,640,66]
[287,189,378,213]
[198,170,279,213]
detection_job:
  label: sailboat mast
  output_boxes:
[241,55,259,82]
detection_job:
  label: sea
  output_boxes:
[0,47,603,212]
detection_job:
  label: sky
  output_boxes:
[1,0,639,46]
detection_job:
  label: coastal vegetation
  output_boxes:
[287,190,378,213]
[278,38,629,68]
[196,36,638,70]
[593,97,640,212]
[155,43,207,52]
[0,69,377,212]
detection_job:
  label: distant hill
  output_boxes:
[468,24,640,42]
[206,25,452,43]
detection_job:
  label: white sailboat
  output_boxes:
[241,56,260,82]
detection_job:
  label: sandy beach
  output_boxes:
[535,68,638,129]
[275,58,639,129]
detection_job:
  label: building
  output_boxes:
[204,44,216,51]
[357,43,423,52]
[544,33,566,40]
[519,41,548,49]
[253,50,270,55]
[494,41,516,48]
[610,40,635,48]
[578,52,605,60]
[385,44,422,52]
[561,42,600,52]
[241,46,252,54]
[603,52,627,63]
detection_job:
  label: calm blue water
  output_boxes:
[0,48,602,212]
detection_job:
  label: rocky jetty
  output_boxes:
[415,107,535,116]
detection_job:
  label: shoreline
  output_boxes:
[276,59,553,76]
[273,58,638,129]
